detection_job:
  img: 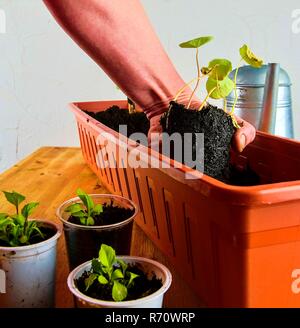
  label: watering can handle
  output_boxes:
[259,63,280,134]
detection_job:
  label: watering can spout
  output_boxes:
[259,63,281,134]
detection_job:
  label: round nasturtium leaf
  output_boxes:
[206,77,234,99]
[179,36,213,49]
[207,58,232,80]
[239,44,263,68]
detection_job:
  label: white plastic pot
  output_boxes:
[67,256,172,308]
[57,194,138,270]
[0,220,62,308]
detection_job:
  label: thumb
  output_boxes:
[232,116,256,152]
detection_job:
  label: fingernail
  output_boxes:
[239,134,246,152]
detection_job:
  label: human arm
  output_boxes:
[43,0,254,151]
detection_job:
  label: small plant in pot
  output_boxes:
[0,191,61,308]
[56,189,138,270]
[160,37,263,183]
[67,244,172,308]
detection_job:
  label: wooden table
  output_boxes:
[0,147,204,307]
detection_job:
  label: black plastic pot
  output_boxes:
[56,194,138,270]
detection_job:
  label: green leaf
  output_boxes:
[112,281,127,302]
[80,217,87,225]
[91,258,102,274]
[0,213,8,220]
[19,234,28,244]
[112,269,124,280]
[70,210,86,218]
[117,259,128,275]
[84,273,98,291]
[3,191,25,209]
[93,204,103,215]
[207,58,232,80]
[65,203,83,214]
[12,214,25,226]
[86,216,95,226]
[206,76,234,99]
[25,220,36,236]
[239,44,263,68]
[179,36,213,49]
[9,239,18,247]
[21,202,39,219]
[0,217,12,229]
[32,225,44,239]
[98,275,109,284]
[127,272,139,287]
[99,244,116,268]
[10,225,20,242]
[77,189,94,215]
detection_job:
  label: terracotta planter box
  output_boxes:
[70,100,300,307]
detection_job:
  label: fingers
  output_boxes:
[232,116,256,153]
[148,115,163,150]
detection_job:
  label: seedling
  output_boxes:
[0,191,44,246]
[178,36,213,109]
[230,44,263,114]
[64,188,103,226]
[174,36,263,127]
[84,244,139,302]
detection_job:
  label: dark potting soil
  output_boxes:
[86,106,150,137]
[30,227,56,244]
[68,201,135,226]
[0,226,56,247]
[160,101,260,186]
[85,103,260,186]
[76,263,163,302]
[223,164,260,186]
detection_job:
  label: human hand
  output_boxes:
[232,115,256,153]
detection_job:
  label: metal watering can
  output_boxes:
[226,64,294,138]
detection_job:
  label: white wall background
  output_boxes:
[0,0,299,172]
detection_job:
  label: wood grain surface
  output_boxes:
[0,147,204,307]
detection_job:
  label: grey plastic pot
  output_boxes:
[57,194,138,270]
[0,220,62,308]
[67,256,172,308]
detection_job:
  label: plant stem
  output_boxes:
[198,87,217,111]
[127,98,136,114]
[187,48,201,109]
[23,218,28,235]
[230,59,243,114]
[173,76,202,103]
